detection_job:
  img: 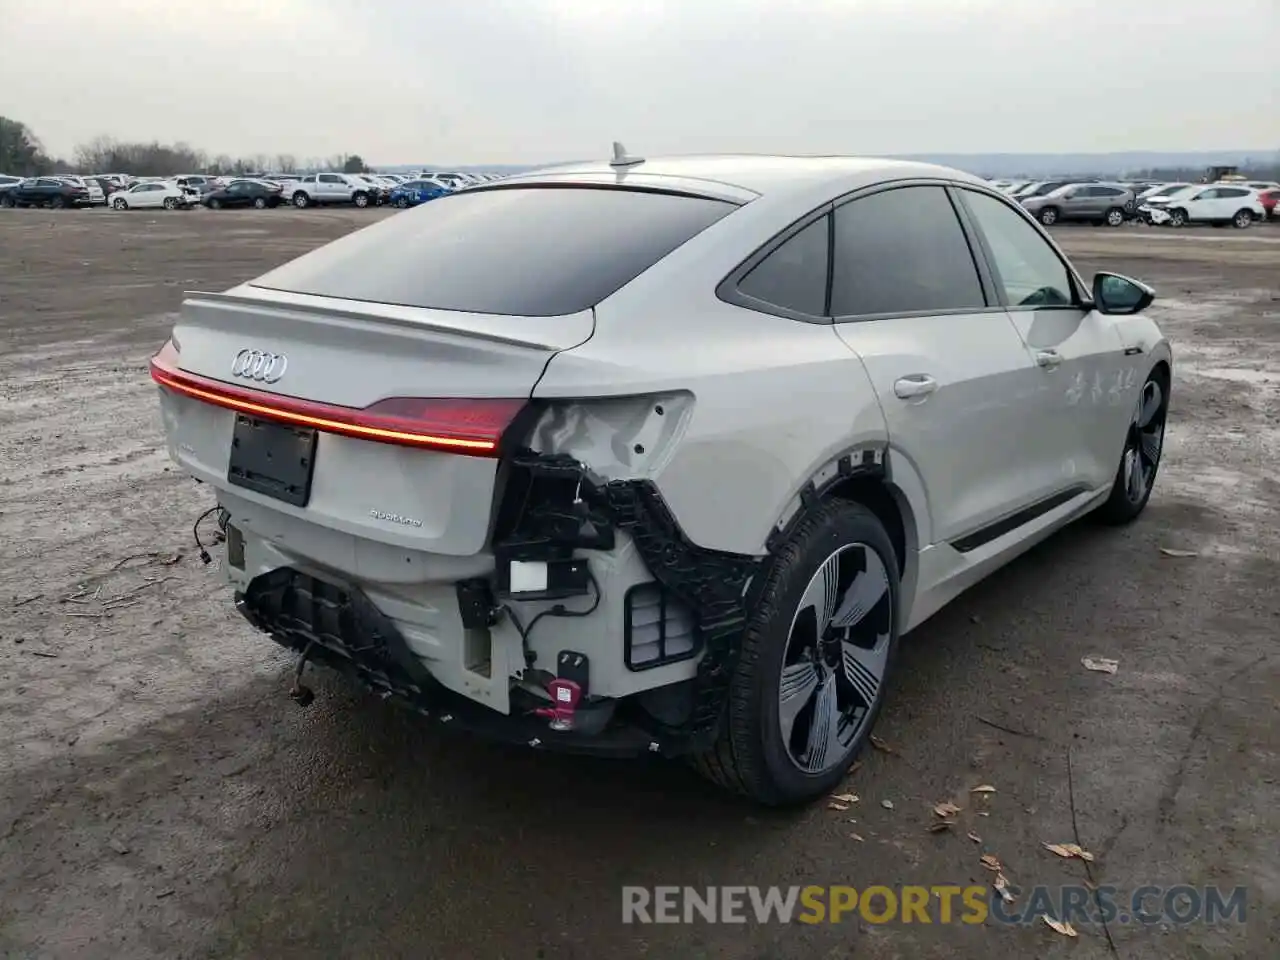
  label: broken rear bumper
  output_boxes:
[235,567,666,757]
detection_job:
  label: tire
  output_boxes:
[692,500,900,806]
[0,193,13,209]
[1167,208,1187,227]
[293,192,311,209]
[1232,209,1253,229]
[208,198,222,209]
[253,196,266,209]
[395,196,409,209]
[353,192,369,208]
[1104,207,1125,227]
[113,197,128,211]
[163,197,177,210]
[1095,368,1169,525]
[1038,206,1059,226]
[50,196,65,209]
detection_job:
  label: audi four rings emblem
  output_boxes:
[231,348,288,383]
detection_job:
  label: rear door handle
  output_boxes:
[893,375,938,399]
[1035,350,1062,369]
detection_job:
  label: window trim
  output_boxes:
[717,177,1011,325]
[715,202,836,325]
[950,185,1092,313]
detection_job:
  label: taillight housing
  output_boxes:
[149,340,526,457]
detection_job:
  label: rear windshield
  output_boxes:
[250,185,738,316]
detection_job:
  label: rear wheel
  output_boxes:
[113,197,128,211]
[1167,208,1187,227]
[1038,206,1059,226]
[1232,208,1253,229]
[395,196,410,208]
[1095,370,1168,525]
[253,196,267,209]
[693,501,899,806]
[1104,207,1125,227]
[293,192,311,208]
[208,198,222,209]
[50,196,65,209]
[353,192,370,208]
[162,197,177,210]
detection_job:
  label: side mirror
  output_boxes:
[1092,272,1154,316]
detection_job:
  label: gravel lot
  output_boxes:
[1,208,1277,960]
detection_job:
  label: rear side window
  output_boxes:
[830,186,986,317]
[252,186,737,317]
[736,215,830,317]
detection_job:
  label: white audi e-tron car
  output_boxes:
[151,149,1170,806]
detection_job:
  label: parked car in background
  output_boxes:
[1257,188,1279,220]
[55,176,106,205]
[111,180,192,210]
[1,177,92,208]
[284,173,375,208]
[388,178,450,208]
[0,174,21,198]
[1020,183,1134,226]
[1136,183,1192,203]
[202,180,283,209]
[175,175,218,195]
[82,175,123,200]
[347,174,392,205]
[1139,185,1264,228]
[1012,179,1096,200]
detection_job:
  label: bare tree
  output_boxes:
[274,153,298,174]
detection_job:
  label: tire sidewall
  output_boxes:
[738,503,901,804]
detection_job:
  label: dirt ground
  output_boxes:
[1,207,1277,960]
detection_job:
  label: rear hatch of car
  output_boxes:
[154,291,592,558]
[152,182,739,562]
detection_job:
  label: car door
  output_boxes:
[1179,187,1214,222]
[955,186,1132,493]
[317,173,343,201]
[827,183,1045,547]
[139,184,163,208]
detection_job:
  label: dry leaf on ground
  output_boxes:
[881,799,894,810]
[1159,547,1199,558]
[849,833,865,842]
[1042,917,1078,937]
[967,831,982,843]
[827,802,849,811]
[971,784,996,794]
[831,793,858,804]
[927,821,955,833]
[934,801,961,818]
[1081,656,1119,674]
[870,735,894,753]
[1043,842,1095,862]
[980,854,1002,872]
[993,872,1015,903]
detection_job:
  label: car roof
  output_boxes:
[497,154,987,204]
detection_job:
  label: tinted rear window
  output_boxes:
[252,186,736,317]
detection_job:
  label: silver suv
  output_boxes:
[1020,183,1135,227]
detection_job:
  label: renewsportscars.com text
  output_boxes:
[622,884,1247,926]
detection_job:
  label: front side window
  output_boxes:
[830,186,985,317]
[959,189,1075,309]
[736,215,830,317]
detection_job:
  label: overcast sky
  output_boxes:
[2,0,1276,165]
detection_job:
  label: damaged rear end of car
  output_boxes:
[151,176,762,758]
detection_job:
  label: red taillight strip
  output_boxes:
[148,342,521,456]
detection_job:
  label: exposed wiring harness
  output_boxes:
[192,505,228,564]
[502,568,601,665]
